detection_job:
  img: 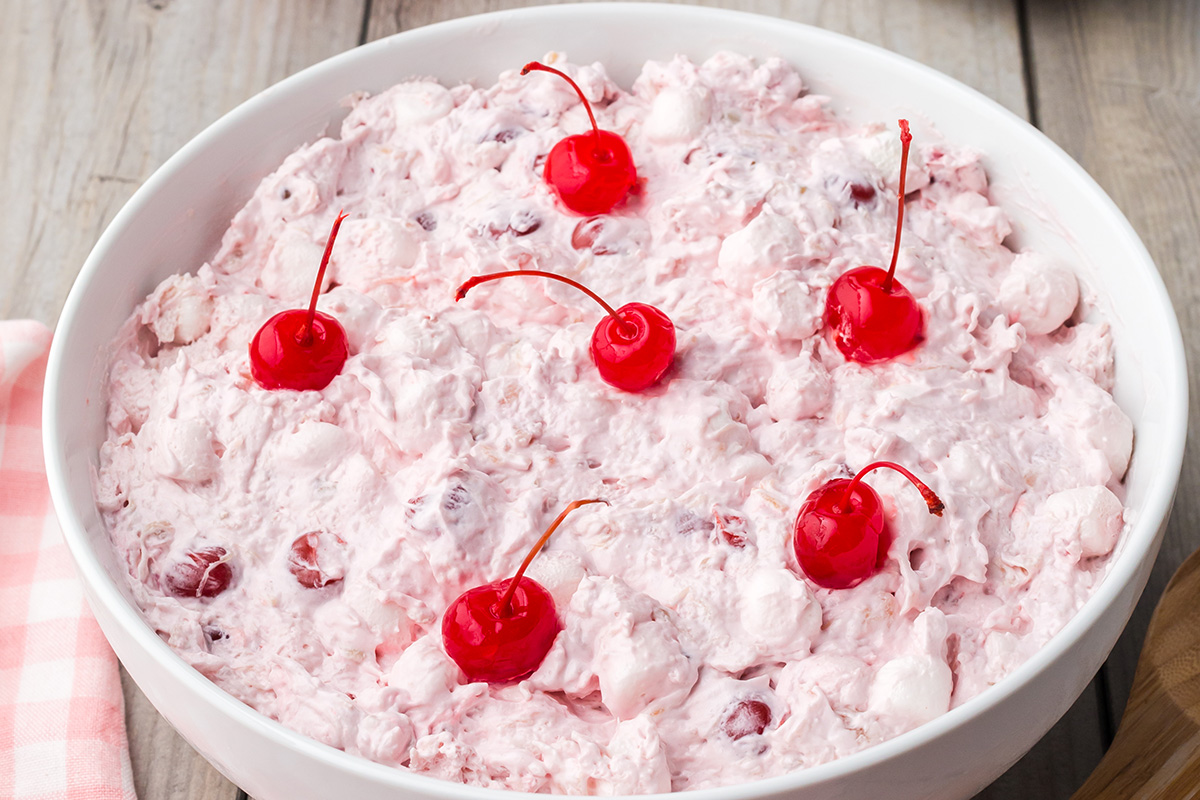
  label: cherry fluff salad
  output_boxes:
[95,52,1132,793]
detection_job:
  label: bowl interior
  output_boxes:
[44,3,1187,796]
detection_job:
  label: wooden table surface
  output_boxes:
[4,0,1197,797]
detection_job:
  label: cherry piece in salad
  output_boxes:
[522,61,637,216]
[793,460,943,590]
[442,498,606,684]
[288,532,346,589]
[164,546,233,599]
[249,212,350,391]
[824,120,924,364]
[721,699,772,740]
[456,269,675,392]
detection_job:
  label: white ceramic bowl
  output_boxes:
[44,4,1187,799]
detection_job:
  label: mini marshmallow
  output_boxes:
[868,654,952,728]
[999,253,1079,336]
[148,417,218,483]
[145,274,213,346]
[355,711,415,764]
[1039,485,1124,559]
[764,355,831,421]
[260,227,327,302]
[751,270,822,341]
[391,81,454,126]
[645,86,711,143]
[739,568,822,657]
[717,210,805,293]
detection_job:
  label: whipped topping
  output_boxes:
[95,52,1131,793]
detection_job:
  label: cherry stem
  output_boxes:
[522,61,602,149]
[456,269,636,337]
[839,460,944,517]
[498,498,608,616]
[882,120,913,295]
[303,211,348,346]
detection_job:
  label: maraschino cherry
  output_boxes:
[793,461,943,590]
[721,699,772,740]
[442,498,606,684]
[164,546,233,599]
[522,61,637,216]
[456,269,675,392]
[249,212,349,390]
[824,120,923,364]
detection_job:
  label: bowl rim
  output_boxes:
[43,2,1189,798]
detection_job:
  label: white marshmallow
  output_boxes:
[388,634,457,704]
[999,253,1079,335]
[644,87,711,143]
[391,81,454,126]
[276,421,350,467]
[260,227,327,302]
[355,711,414,764]
[868,654,952,728]
[145,274,213,346]
[1038,486,1124,559]
[148,417,218,483]
[751,269,822,341]
[765,355,831,420]
[740,568,822,657]
[717,211,805,293]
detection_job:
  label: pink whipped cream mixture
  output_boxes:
[95,53,1132,792]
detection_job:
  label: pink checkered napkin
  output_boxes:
[0,321,137,800]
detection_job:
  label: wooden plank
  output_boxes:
[0,0,365,327]
[1027,0,1200,731]
[121,666,240,800]
[1,1,366,798]
[366,0,1028,120]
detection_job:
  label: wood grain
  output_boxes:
[2,2,367,799]
[1027,0,1200,730]
[121,667,240,800]
[0,0,366,327]
[1073,548,1200,799]
[366,0,1027,116]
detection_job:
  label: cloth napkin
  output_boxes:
[0,320,137,800]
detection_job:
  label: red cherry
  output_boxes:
[165,547,233,599]
[441,577,560,684]
[793,461,944,590]
[287,532,346,589]
[714,510,749,548]
[590,303,675,391]
[522,62,637,216]
[848,181,877,205]
[825,120,924,364]
[456,270,675,392]
[442,498,606,684]
[721,699,772,739]
[249,212,350,390]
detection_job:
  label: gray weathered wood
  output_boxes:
[121,667,240,800]
[1027,0,1200,735]
[366,0,1028,118]
[2,2,366,799]
[0,0,365,327]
